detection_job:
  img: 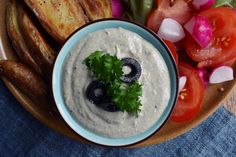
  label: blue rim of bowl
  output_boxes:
[52,18,179,147]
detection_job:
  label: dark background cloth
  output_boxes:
[0,79,236,157]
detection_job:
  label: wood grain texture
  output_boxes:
[224,88,236,115]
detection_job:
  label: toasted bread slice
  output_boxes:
[0,60,49,105]
[17,5,56,77]
[24,0,88,42]
[79,0,112,21]
[6,0,42,75]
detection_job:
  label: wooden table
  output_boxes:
[224,89,236,115]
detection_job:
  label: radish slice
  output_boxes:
[184,15,213,48]
[197,68,209,87]
[111,0,124,18]
[192,0,215,10]
[158,18,185,43]
[179,76,187,92]
[209,66,234,84]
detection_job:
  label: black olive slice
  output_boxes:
[98,98,120,112]
[121,58,142,83]
[86,80,120,112]
[86,80,107,105]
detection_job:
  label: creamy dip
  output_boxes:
[63,28,171,138]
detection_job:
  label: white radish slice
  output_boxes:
[179,76,187,92]
[158,18,185,43]
[209,66,234,84]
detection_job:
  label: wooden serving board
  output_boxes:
[1,0,236,147]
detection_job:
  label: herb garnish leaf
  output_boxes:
[84,51,142,116]
[84,51,123,83]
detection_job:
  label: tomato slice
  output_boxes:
[163,39,178,64]
[171,62,205,122]
[185,7,236,68]
[147,0,192,32]
[223,57,236,67]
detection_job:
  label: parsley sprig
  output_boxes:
[84,51,123,83]
[84,51,142,116]
[107,82,142,116]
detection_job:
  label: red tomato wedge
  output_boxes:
[147,0,192,32]
[171,63,205,122]
[185,7,236,68]
[163,39,178,64]
[223,57,236,67]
